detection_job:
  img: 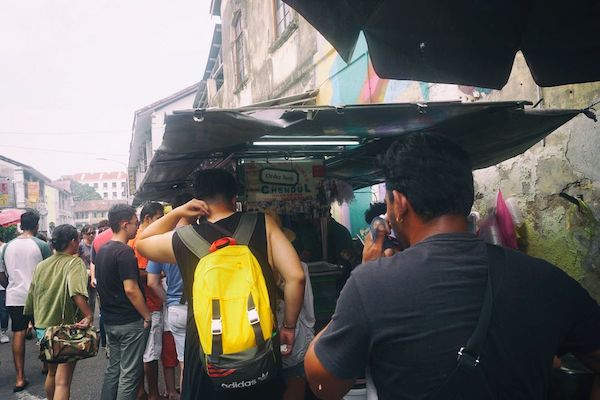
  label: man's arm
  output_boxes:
[147,262,167,303]
[265,214,305,355]
[89,262,96,287]
[137,199,209,264]
[72,294,94,327]
[123,279,151,325]
[304,277,369,399]
[305,326,357,400]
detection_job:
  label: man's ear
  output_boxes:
[392,190,409,220]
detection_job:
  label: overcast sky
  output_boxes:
[0,0,212,179]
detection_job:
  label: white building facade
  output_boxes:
[67,172,128,201]
[128,83,201,196]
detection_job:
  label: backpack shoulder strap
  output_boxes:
[0,239,16,278]
[232,213,257,245]
[176,225,212,260]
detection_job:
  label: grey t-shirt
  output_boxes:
[314,233,600,400]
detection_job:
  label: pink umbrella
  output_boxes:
[0,209,26,227]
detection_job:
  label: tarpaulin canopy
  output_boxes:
[133,101,586,206]
[0,209,25,227]
[283,0,600,89]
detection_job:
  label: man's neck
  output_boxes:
[408,214,469,246]
[206,205,236,223]
[19,230,35,238]
[111,231,130,244]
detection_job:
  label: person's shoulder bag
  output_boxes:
[424,244,506,400]
[39,258,98,364]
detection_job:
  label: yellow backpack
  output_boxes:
[177,213,279,391]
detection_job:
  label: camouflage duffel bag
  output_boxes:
[39,325,99,363]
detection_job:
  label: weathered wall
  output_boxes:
[314,42,600,301]
[219,0,318,108]
[473,59,600,301]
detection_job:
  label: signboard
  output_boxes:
[128,168,136,198]
[0,178,9,207]
[27,181,39,204]
[244,160,324,204]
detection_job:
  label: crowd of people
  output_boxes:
[0,132,599,400]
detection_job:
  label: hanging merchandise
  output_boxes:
[478,208,502,246]
[495,191,518,249]
[504,197,524,226]
[324,179,355,206]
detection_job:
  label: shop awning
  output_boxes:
[282,0,600,89]
[132,101,589,205]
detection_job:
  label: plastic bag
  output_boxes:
[495,191,518,249]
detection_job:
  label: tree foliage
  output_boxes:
[70,181,101,201]
[0,225,18,242]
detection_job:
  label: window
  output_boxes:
[103,192,108,199]
[232,13,245,85]
[112,192,117,198]
[122,191,126,197]
[112,182,117,188]
[275,0,293,37]
[103,182,108,189]
[121,182,126,187]
[93,183,98,189]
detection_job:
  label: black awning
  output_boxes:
[132,101,586,205]
[283,0,600,89]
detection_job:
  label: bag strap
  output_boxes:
[177,213,258,257]
[0,242,8,279]
[61,258,78,325]
[425,244,505,400]
[177,224,212,260]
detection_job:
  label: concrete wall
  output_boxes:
[150,92,197,152]
[217,0,318,108]
[473,55,600,301]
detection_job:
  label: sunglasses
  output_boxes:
[85,231,95,235]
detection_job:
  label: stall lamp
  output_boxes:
[252,140,360,146]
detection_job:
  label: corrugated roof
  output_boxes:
[133,101,589,205]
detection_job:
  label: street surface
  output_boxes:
[0,330,108,399]
[0,307,173,400]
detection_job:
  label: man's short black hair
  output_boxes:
[192,169,238,203]
[379,132,474,222]
[20,211,40,231]
[108,204,136,233]
[140,202,163,222]
[96,219,109,232]
[172,192,195,208]
[364,202,387,224]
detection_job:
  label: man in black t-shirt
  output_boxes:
[135,169,306,400]
[96,204,152,400]
[304,132,600,400]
